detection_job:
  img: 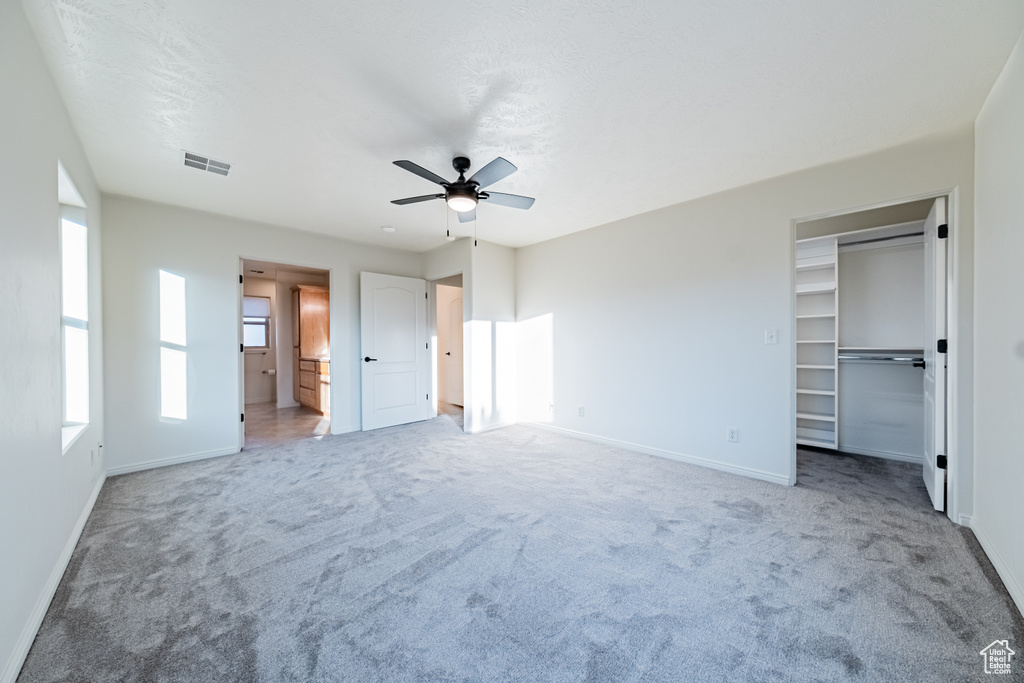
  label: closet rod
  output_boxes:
[838,354,924,364]
[840,232,923,248]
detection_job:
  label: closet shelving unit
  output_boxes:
[795,236,839,449]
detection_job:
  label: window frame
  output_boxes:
[59,205,90,451]
[242,296,272,351]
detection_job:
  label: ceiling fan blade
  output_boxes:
[393,160,449,186]
[468,157,517,189]
[480,191,535,210]
[391,194,443,206]
[457,206,477,223]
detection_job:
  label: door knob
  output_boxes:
[364,357,377,362]
[913,360,925,369]
[445,352,451,356]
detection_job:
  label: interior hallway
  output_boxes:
[244,402,330,449]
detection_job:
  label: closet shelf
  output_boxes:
[797,389,835,396]
[795,258,836,272]
[797,437,838,449]
[796,313,835,319]
[796,340,836,344]
[797,364,835,369]
[796,282,836,295]
[796,412,836,422]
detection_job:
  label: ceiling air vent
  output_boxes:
[181,150,232,177]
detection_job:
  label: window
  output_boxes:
[243,296,271,349]
[61,211,89,428]
[160,270,188,420]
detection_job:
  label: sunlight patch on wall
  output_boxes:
[469,320,493,425]
[516,313,554,423]
[160,347,188,420]
[495,321,517,419]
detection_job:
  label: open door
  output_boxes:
[360,272,432,430]
[448,294,464,406]
[922,198,947,511]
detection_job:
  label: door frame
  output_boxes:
[788,187,964,522]
[237,255,334,450]
[428,271,466,432]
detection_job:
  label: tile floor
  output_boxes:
[243,401,330,449]
[438,401,464,429]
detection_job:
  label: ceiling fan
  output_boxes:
[390,156,535,223]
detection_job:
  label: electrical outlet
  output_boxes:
[548,402,555,413]
[578,406,585,417]
[765,329,778,345]
[727,428,739,443]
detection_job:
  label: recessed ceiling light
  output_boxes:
[382,225,396,233]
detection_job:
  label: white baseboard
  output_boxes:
[836,445,923,464]
[467,420,516,435]
[106,446,238,476]
[958,514,973,528]
[331,424,360,436]
[969,516,1024,619]
[522,422,790,486]
[2,474,106,683]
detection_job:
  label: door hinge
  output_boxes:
[426,393,429,400]
[425,342,428,349]
[240,343,244,352]
[937,339,948,354]
[241,413,245,423]
[239,275,243,283]
[936,455,947,469]
[425,292,428,299]
[937,224,948,239]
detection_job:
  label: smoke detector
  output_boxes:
[181,150,231,176]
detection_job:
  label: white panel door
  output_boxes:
[360,272,431,431]
[922,198,947,511]
[448,295,464,406]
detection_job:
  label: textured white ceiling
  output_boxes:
[21,0,1024,252]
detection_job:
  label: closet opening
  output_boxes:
[238,258,331,449]
[793,195,952,513]
[431,273,465,430]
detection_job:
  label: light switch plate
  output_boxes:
[765,329,778,345]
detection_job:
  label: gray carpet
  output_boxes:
[18,417,1023,682]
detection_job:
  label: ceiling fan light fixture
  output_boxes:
[446,187,477,213]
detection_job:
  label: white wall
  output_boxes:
[467,240,517,432]
[517,128,975,488]
[838,243,924,348]
[102,196,420,474]
[0,4,106,681]
[420,237,517,432]
[836,242,926,461]
[973,28,1024,616]
[242,277,276,404]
